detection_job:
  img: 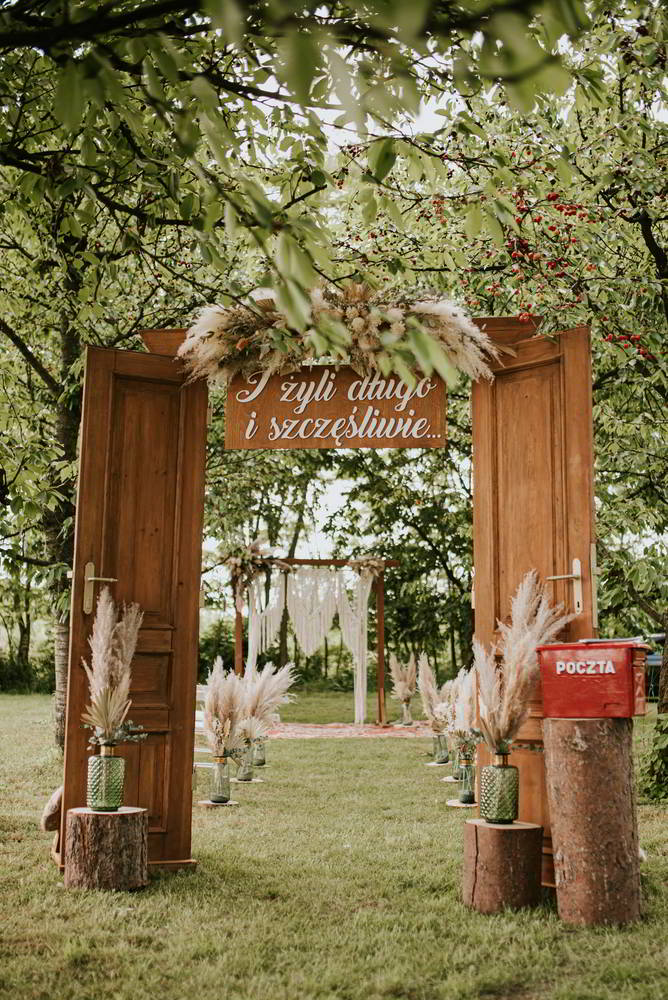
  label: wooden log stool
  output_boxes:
[462,819,543,914]
[64,807,148,891]
[543,718,640,925]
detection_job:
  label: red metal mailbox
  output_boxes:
[538,642,648,719]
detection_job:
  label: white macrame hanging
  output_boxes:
[246,572,286,678]
[286,567,338,657]
[337,568,373,726]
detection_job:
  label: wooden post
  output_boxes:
[543,717,641,925]
[376,570,386,725]
[235,606,243,675]
[64,807,148,890]
[462,819,543,914]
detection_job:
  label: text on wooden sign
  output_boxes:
[224,365,447,450]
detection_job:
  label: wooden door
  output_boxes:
[472,320,596,886]
[59,347,207,869]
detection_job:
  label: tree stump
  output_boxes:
[543,717,640,926]
[462,819,543,914]
[64,807,148,891]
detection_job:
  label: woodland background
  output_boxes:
[0,1,665,745]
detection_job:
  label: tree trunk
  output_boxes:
[45,315,81,742]
[64,806,148,890]
[53,622,70,749]
[543,717,640,925]
[657,610,668,714]
[323,636,328,678]
[462,819,543,914]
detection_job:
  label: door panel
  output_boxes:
[59,346,207,868]
[472,321,595,886]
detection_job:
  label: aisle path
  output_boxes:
[267,721,431,738]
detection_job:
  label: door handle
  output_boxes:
[546,558,583,615]
[83,561,118,614]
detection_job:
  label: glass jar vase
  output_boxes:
[480,754,519,823]
[87,747,124,812]
[401,701,413,726]
[211,756,230,803]
[432,734,449,764]
[253,739,266,767]
[458,755,476,804]
[236,744,254,782]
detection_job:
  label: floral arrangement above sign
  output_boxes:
[177,283,499,385]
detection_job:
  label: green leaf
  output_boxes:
[54,61,85,133]
[278,32,322,104]
[483,210,505,247]
[368,138,397,183]
[204,0,245,41]
[464,203,483,239]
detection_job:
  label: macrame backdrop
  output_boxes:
[245,565,374,723]
[336,569,374,725]
[286,567,338,656]
[246,573,286,678]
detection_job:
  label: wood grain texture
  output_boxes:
[60,347,207,870]
[462,819,543,914]
[543,718,641,925]
[64,807,148,891]
[225,366,446,450]
[471,322,595,888]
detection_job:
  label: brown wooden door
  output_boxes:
[472,321,596,886]
[59,347,207,868]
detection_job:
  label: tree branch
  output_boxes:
[0,318,60,396]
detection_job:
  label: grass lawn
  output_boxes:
[279,687,426,725]
[1,694,667,1000]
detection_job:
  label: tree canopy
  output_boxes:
[0,1,666,723]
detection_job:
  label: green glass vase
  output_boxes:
[480,755,519,823]
[253,739,266,767]
[211,757,230,803]
[87,749,124,812]
[458,755,476,804]
[451,745,462,779]
[236,745,254,782]
[433,734,449,764]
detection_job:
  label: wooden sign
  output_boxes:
[224,365,446,450]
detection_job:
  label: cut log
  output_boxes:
[40,785,63,832]
[64,807,148,891]
[462,819,543,914]
[543,717,640,926]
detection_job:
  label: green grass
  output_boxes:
[280,687,426,725]
[1,693,667,1000]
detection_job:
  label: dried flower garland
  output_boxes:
[178,283,499,384]
[223,541,291,611]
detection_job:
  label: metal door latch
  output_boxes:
[83,561,118,614]
[546,557,583,615]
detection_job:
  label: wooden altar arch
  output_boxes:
[59,318,595,887]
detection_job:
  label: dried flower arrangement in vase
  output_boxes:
[389,652,417,726]
[450,668,479,804]
[80,588,145,812]
[474,571,573,824]
[202,659,245,802]
[418,654,451,764]
[239,662,296,777]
